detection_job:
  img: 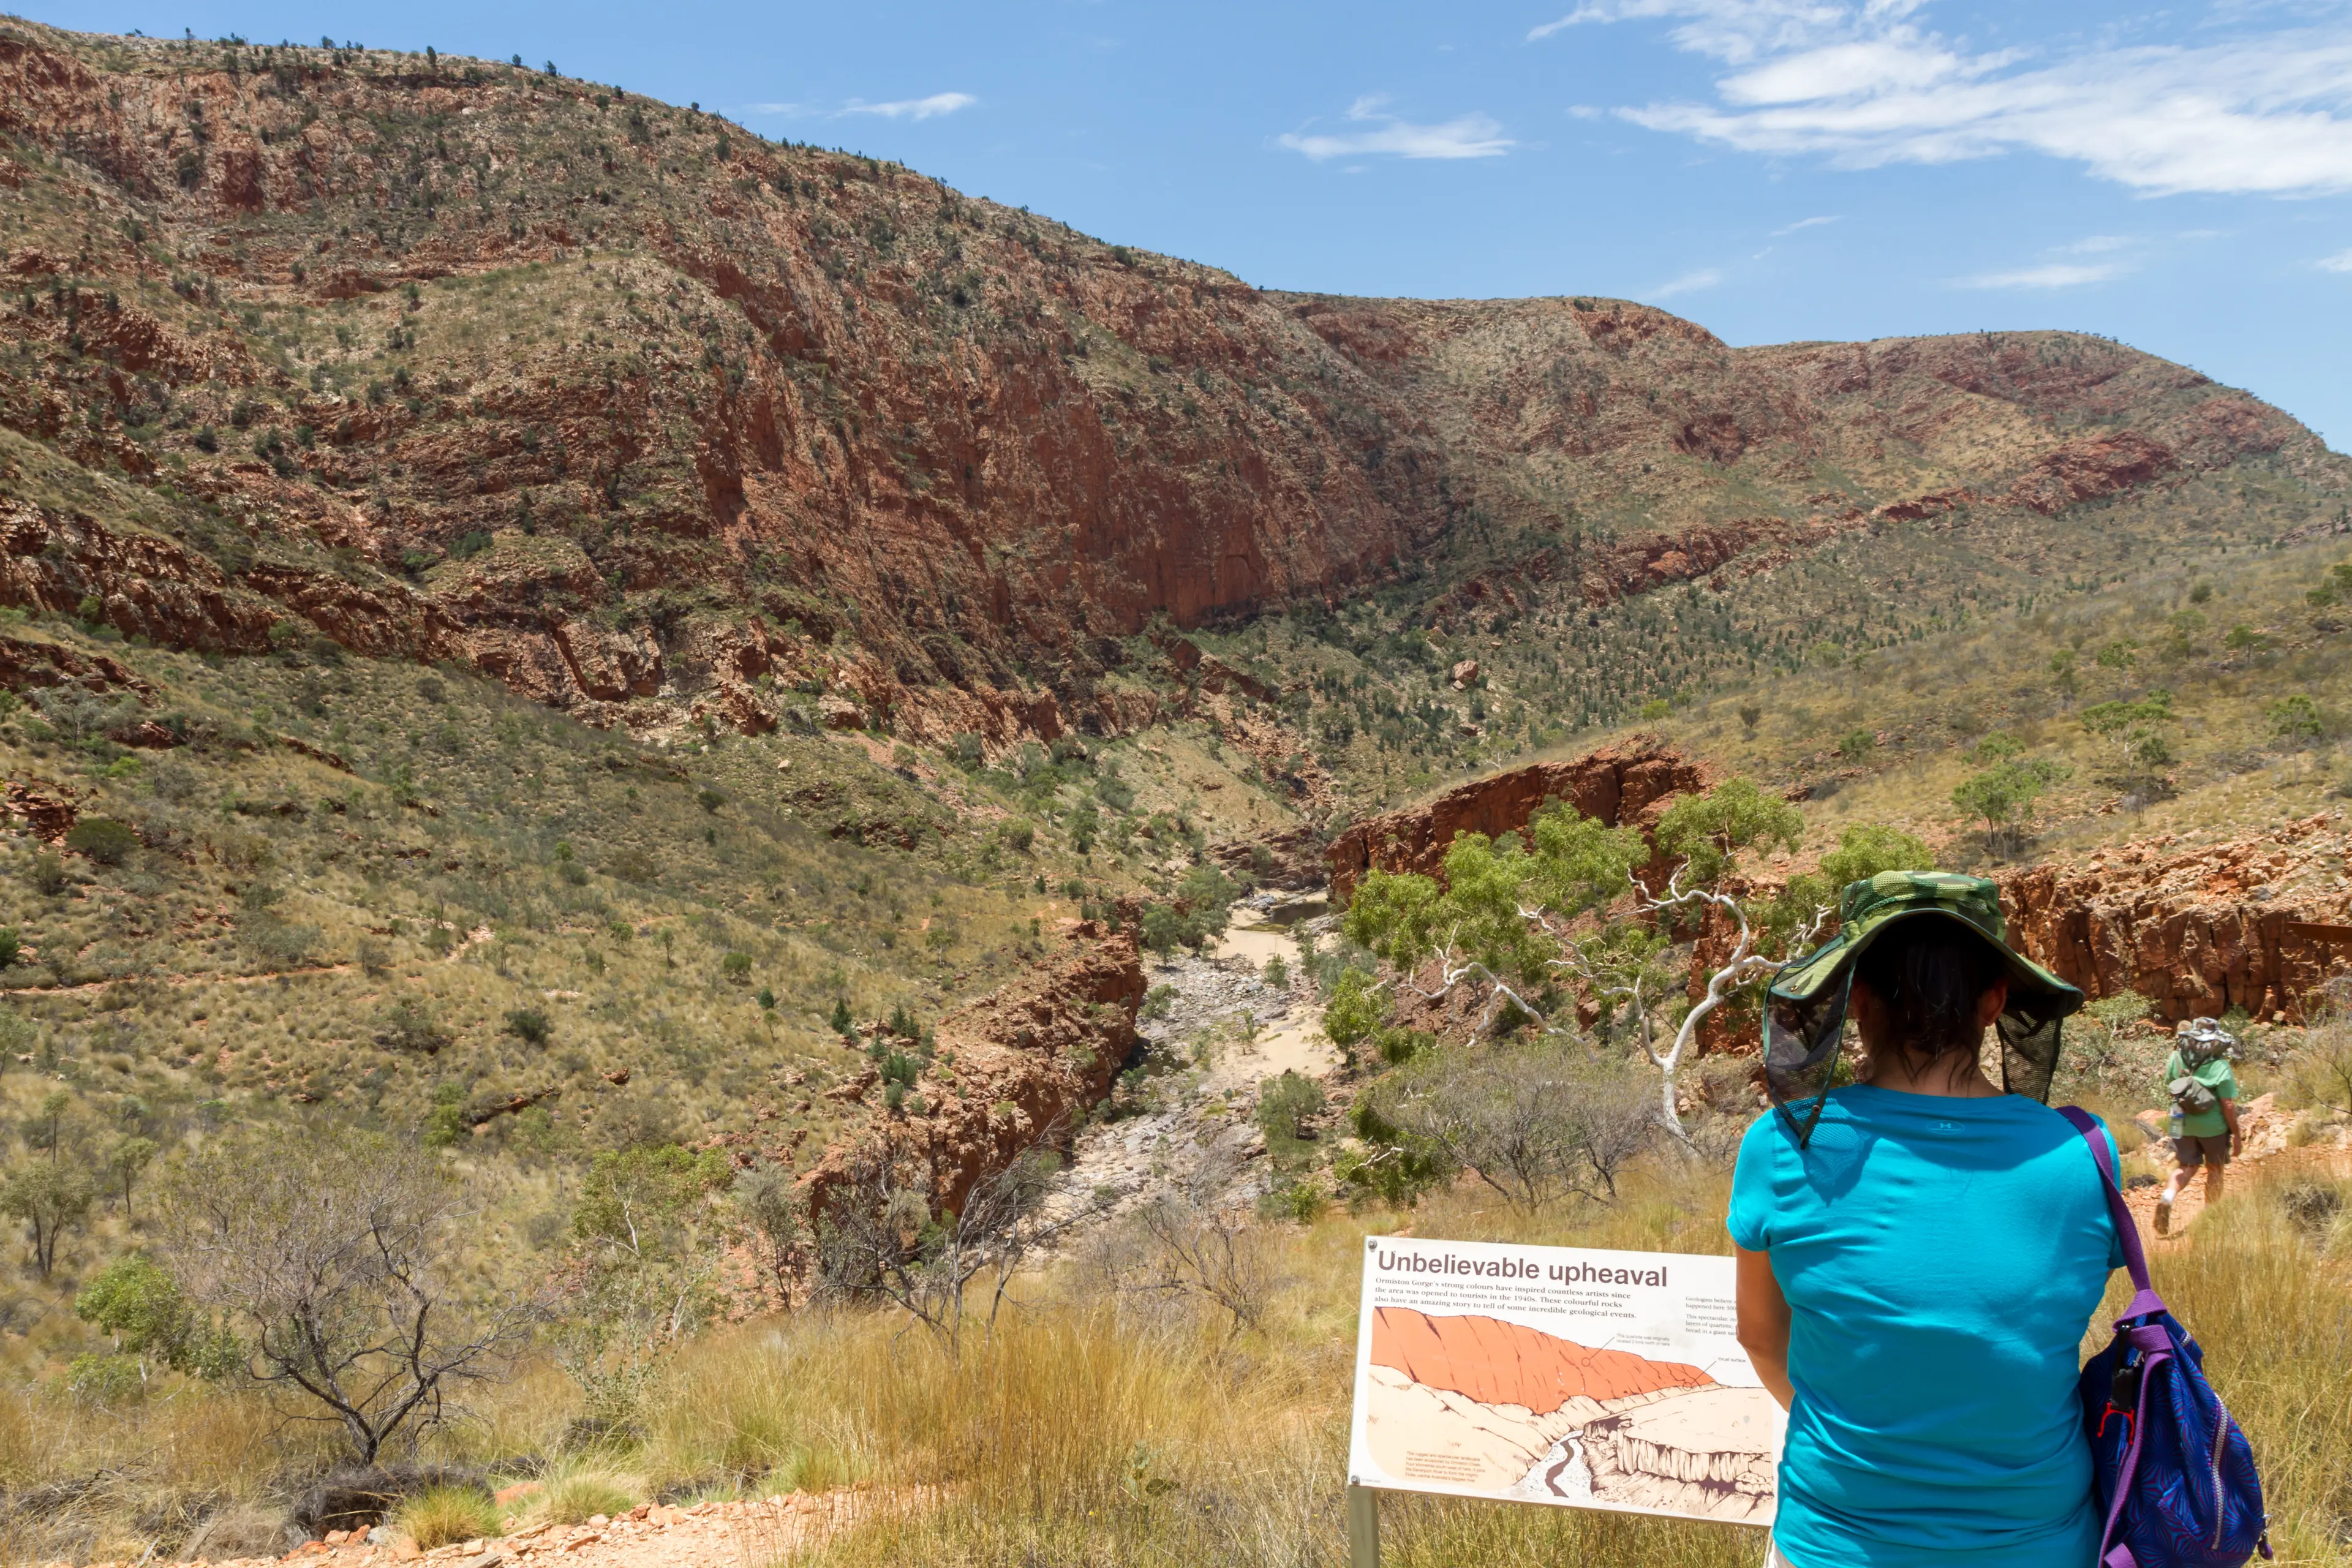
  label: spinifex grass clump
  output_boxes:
[395,1487,500,1550]
[535,1463,641,1526]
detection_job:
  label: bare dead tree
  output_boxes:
[1080,1139,1280,1338]
[161,1131,537,1463]
[815,1131,1105,1350]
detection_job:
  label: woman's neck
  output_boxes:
[1860,1044,2003,1098]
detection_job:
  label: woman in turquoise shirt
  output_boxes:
[1733,872,2120,1568]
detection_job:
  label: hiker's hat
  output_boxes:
[2176,1016,2239,1065]
[1763,870,2086,1144]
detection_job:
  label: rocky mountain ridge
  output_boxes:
[0,18,2340,758]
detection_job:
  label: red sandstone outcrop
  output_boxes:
[1369,1307,1711,1414]
[1996,814,2351,1022]
[4,777,81,840]
[0,628,153,699]
[798,922,1145,1221]
[1684,813,2352,1047]
[1327,741,1711,901]
[1210,822,1328,892]
[2005,432,2177,515]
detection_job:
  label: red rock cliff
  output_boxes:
[1327,741,1711,902]
[1997,815,2351,1023]
[799,922,1145,1221]
[0,22,2328,744]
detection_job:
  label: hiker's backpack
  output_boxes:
[2166,1072,2218,1118]
[2056,1106,2271,1568]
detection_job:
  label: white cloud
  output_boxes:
[1961,262,2127,288]
[2322,247,2352,271]
[1647,266,1725,298]
[845,92,978,121]
[1558,1,2352,197]
[1276,96,1515,160]
[1770,213,1838,234]
[745,92,976,121]
[2060,235,2133,254]
[1531,0,1910,64]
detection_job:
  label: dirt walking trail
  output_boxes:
[55,1494,867,1568]
[2114,1093,2352,1251]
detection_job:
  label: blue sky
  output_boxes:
[28,0,2352,450]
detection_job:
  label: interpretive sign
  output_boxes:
[1345,1235,1783,1527]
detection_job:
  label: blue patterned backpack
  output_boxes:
[2057,1107,2271,1567]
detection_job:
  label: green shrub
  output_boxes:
[503,1008,552,1046]
[1321,969,1391,1051]
[64,817,138,866]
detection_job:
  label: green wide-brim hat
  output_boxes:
[1770,870,2084,1012]
[1763,870,2086,1144]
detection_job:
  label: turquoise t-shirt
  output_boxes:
[1728,1087,2124,1568]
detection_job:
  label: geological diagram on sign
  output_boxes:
[1362,1306,1779,1523]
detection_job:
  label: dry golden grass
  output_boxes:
[0,1147,2343,1564]
[594,1157,2352,1568]
[615,1169,1762,1568]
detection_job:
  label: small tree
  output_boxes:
[1344,779,1826,1149]
[2,1159,94,1278]
[161,1131,534,1462]
[555,1144,732,1439]
[2266,695,2325,746]
[2081,692,2177,782]
[1951,756,2068,855]
[1371,1044,1654,1210]
[105,1136,157,1218]
[1084,1142,1280,1337]
[26,1088,73,1158]
[74,1254,240,1381]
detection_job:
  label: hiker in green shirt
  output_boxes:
[2155,1016,2241,1235]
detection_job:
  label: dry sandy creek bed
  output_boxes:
[1041,893,1344,1226]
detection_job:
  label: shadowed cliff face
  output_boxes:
[0,20,2333,745]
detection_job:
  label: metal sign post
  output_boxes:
[1345,1481,1380,1568]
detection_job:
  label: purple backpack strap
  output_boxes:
[2057,1106,2173,1568]
[2055,1105,2164,1320]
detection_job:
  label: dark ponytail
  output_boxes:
[1852,917,2005,1065]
